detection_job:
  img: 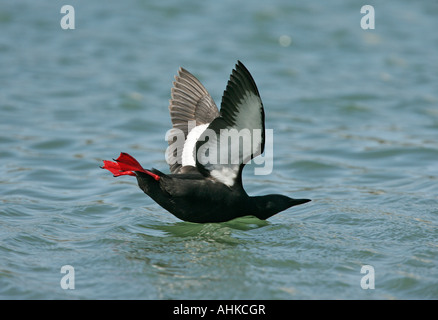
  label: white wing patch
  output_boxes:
[234,92,263,130]
[195,91,264,187]
[233,91,263,158]
[181,123,209,167]
[210,165,239,187]
[192,61,265,188]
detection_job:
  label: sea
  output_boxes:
[1,0,437,299]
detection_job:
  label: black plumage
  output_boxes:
[102,61,310,223]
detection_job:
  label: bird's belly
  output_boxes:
[160,191,246,223]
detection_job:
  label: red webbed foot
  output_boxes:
[101,152,160,180]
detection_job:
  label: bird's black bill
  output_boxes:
[291,198,311,207]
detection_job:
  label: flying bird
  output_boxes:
[102,61,310,223]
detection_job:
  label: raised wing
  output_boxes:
[195,61,265,187]
[166,67,220,173]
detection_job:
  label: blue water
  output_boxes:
[1,0,437,299]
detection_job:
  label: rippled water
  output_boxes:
[1,0,437,299]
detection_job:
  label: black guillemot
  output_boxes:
[102,61,310,223]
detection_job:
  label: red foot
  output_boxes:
[101,152,160,181]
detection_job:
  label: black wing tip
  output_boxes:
[236,60,244,68]
[229,60,260,97]
[233,60,248,78]
[219,60,263,125]
[235,60,248,73]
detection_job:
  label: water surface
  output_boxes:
[1,0,437,299]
